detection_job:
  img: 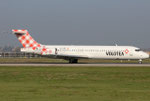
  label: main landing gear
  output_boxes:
[69,59,78,63]
[138,59,142,64]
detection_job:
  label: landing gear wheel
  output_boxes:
[138,59,142,64]
[69,59,78,63]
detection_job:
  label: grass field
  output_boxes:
[0,66,150,101]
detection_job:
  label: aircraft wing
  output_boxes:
[43,54,89,59]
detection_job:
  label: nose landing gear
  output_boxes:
[138,59,142,64]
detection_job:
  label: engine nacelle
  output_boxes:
[21,48,35,53]
[21,47,57,56]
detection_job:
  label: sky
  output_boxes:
[0,0,150,48]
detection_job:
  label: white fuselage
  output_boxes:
[33,45,149,60]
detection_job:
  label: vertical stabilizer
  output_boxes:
[12,29,41,50]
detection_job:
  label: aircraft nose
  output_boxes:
[141,52,149,59]
[148,54,150,58]
[145,53,149,59]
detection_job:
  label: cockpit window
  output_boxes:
[135,49,141,52]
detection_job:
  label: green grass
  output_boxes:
[0,58,67,63]
[0,66,150,101]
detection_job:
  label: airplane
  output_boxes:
[12,29,149,64]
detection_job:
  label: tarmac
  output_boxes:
[0,63,150,67]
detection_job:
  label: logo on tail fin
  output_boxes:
[12,29,41,50]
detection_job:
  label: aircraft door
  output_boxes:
[55,48,58,55]
[129,49,133,57]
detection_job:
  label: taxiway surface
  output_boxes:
[0,63,150,67]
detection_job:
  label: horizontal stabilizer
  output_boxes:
[12,29,28,35]
[21,48,41,54]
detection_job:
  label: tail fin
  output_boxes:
[12,29,41,50]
